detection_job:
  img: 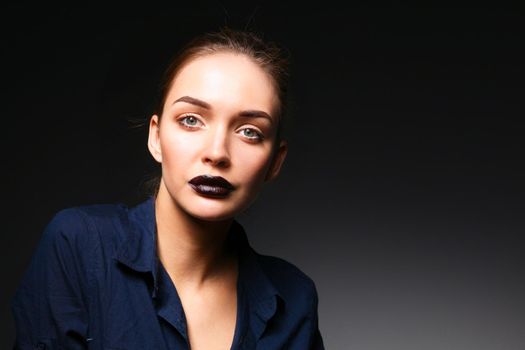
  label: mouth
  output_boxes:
[188,175,235,198]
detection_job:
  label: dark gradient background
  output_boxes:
[2,3,524,349]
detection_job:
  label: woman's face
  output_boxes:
[148,52,287,221]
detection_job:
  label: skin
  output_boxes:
[147,52,287,350]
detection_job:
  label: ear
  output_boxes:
[147,115,162,163]
[265,140,288,182]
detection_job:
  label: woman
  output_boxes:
[12,27,324,349]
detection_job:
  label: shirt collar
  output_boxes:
[114,196,160,296]
[229,220,284,341]
[114,195,283,340]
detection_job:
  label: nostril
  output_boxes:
[219,159,230,168]
[215,158,230,168]
[204,155,230,168]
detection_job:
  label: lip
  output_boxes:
[188,175,235,198]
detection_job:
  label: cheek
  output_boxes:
[159,129,198,167]
[234,144,274,183]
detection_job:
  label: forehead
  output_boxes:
[165,52,279,116]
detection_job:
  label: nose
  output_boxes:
[202,126,231,168]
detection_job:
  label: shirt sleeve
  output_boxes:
[11,209,91,349]
[307,285,325,350]
[284,278,325,350]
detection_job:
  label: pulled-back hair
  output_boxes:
[155,27,290,136]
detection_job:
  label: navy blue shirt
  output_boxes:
[12,197,324,349]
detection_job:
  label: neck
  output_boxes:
[154,182,235,288]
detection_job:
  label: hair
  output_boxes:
[155,27,290,129]
[143,27,292,198]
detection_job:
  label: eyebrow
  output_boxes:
[173,96,211,109]
[239,110,273,123]
[173,95,274,123]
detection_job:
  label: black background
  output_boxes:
[2,3,524,349]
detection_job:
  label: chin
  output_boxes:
[183,191,255,222]
[188,209,236,222]
[184,201,240,222]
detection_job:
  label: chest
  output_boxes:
[180,289,238,350]
[91,265,240,349]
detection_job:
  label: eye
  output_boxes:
[178,114,203,129]
[239,128,263,142]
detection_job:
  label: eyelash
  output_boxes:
[177,114,203,129]
[238,128,264,142]
[176,114,265,142]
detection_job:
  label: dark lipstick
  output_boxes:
[188,175,235,198]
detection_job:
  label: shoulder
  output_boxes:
[257,254,317,291]
[46,201,127,233]
[40,201,130,256]
[256,253,319,311]
[55,201,128,222]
